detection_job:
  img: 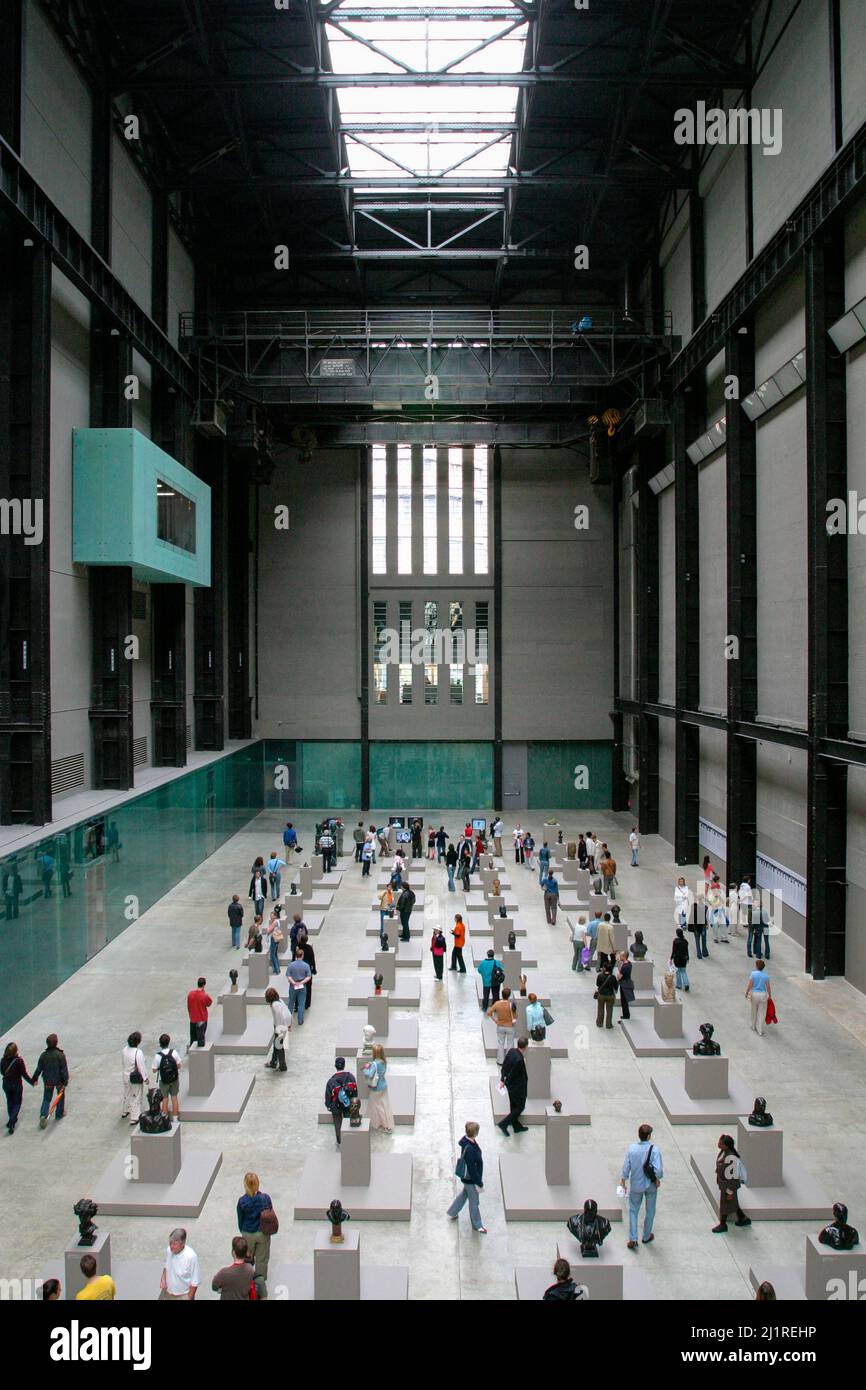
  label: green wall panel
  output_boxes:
[527,741,613,810]
[370,741,493,809]
[259,741,361,809]
[0,745,263,1032]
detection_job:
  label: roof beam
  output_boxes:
[117,68,751,94]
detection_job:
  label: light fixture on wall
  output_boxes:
[686,416,727,464]
[828,295,866,354]
[740,348,806,421]
[648,462,676,495]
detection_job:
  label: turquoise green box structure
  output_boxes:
[72,427,211,586]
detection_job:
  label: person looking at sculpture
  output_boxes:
[325,1058,358,1149]
[212,1238,255,1301]
[477,949,504,1011]
[600,850,617,900]
[121,1030,147,1125]
[378,884,395,946]
[446,1120,487,1233]
[542,1258,586,1300]
[745,958,772,1035]
[595,913,616,968]
[186,977,213,1050]
[264,909,283,977]
[397,882,416,941]
[227,894,244,949]
[286,949,312,1025]
[498,1037,529,1135]
[363,1043,394,1133]
[615,951,634,1021]
[75,1254,116,1300]
[595,962,618,1029]
[571,915,588,972]
[159,1229,200,1300]
[237,1172,275,1295]
[671,927,690,992]
[620,1123,663,1250]
[152,1034,182,1121]
[525,992,546,1035]
[487,988,515,1065]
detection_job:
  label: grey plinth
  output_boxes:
[367,993,391,1037]
[525,1043,552,1099]
[806,1234,866,1300]
[489,1074,590,1126]
[314,1059,416,1126]
[737,1119,784,1187]
[299,865,313,899]
[335,1014,419,1057]
[502,949,523,990]
[482,1015,567,1058]
[500,1146,621,1222]
[589,893,608,915]
[487,895,505,919]
[210,991,274,1055]
[375,951,396,991]
[630,960,654,990]
[221,990,249,1035]
[132,1120,183,1184]
[294,1150,413,1221]
[342,1120,372,1185]
[545,1109,571,1185]
[561,859,579,881]
[247,953,271,990]
[516,1241,651,1301]
[611,923,630,954]
[64,1231,112,1301]
[514,995,529,1031]
[654,999,683,1037]
[314,1228,361,1300]
[347,973,420,1009]
[481,854,494,869]
[684,1053,729,1099]
[494,921,516,956]
[187,1043,216,1096]
[358,939,423,970]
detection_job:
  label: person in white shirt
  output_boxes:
[121,1030,147,1125]
[513,824,525,864]
[727,882,741,937]
[571,916,588,972]
[707,877,729,943]
[264,987,290,1072]
[674,876,692,929]
[492,817,504,858]
[739,877,756,955]
[160,1229,200,1300]
[628,828,641,867]
[585,834,598,871]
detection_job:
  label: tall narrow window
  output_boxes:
[371,445,387,575]
[474,599,489,704]
[424,663,438,704]
[423,446,437,574]
[473,446,489,574]
[450,665,464,705]
[399,600,412,703]
[448,447,463,574]
[373,599,388,704]
[397,444,412,574]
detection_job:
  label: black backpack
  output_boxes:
[158,1051,179,1085]
[642,1142,659,1184]
[490,962,505,988]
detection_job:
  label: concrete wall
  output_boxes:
[661,200,692,341]
[658,718,676,846]
[501,448,612,740]
[111,134,152,312]
[21,0,92,240]
[167,227,195,350]
[701,141,747,313]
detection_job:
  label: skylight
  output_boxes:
[322,1,529,182]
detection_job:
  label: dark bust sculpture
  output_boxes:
[748,1096,774,1127]
[348,1096,362,1127]
[499,904,507,918]
[507,930,517,951]
[692,1022,721,1056]
[327,1199,351,1244]
[530,1023,546,1042]
[373,972,383,995]
[381,932,389,952]
[139,1088,172,1134]
[73,1198,99,1247]
[228,968,239,993]
[818,1203,860,1251]
[630,930,647,959]
[610,904,622,923]
[552,1099,562,1113]
[567,1199,612,1258]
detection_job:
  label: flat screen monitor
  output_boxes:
[395,830,412,844]
[472,818,487,832]
[389,818,404,827]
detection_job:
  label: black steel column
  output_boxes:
[673,383,702,864]
[636,436,662,833]
[226,461,252,740]
[194,437,226,751]
[359,446,370,809]
[805,223,848,978]
[0,229,52,825]
[0,0,23,151]
[150,584,186,767]
[610,465,629,811]
[725,326,758,884]
[91,87,112,262]
[689,156,706,333]
[152,188,169,334]
[493,444,503,810]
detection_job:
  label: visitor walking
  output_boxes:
[541,869,559,924]
[629,827,640,866]
[353,821,366,863]
[620,1123,662,1249]
[740,876,756,951]
[616,951,634,1021]
[2,1042,34,1134]
[397,883,416,941]
[362,1043,394,1132]
[449,914,467,973]
[430,926,447,981]
[595,962,618,1029]
[571,915,587,971]
[674,875,691,930]
[492,817,503,858]
[601,851,618,900]
[671,927,690,991]
[249,859,267,918]
[713,1134,751,1234]
[264,988,290,1071]
[498,1037,529,1134]
[282,822,298,863]
[211,1239,254,1301]
[159,1229,200,1300]
[745,958,772,1035]
[487,988,515,1064]
[121,1030,147,1124]
[538,839,551,885]
[227,894,244,949]
[186,977,213,1049]
[446,1121,487,1232]
[266,853,287,901]
[318,825,335,873]
[513,824,525,864]
[595,913,616,968]
[33,1033,69,1128]
[153,1035,182,1121]
[361,837,374,877]
[264,909,283,976]
[325,1058,357,1148]
[436,825,450,862]
[286,949,312,1025]
[523,831,536,872]
[237,1172,275,1295]
[707,876,728,943]
[477,949,504,1010]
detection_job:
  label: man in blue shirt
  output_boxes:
[621,1123,663,1249]
[286,950,313,1025]
[541,871,560,924]
[584,915,601,970]
[537,840,551,885]
[282,823,298,864]
[476,949,503,1011]
[266,853,287,901]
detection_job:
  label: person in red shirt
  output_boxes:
[187,978,213,1050]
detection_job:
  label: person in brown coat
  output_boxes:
[713,1133,752,1234]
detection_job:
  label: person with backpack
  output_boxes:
[282,823,298,864]
[713,1134,752,1234]
[542,1257,587,1300]
[152,1034,182,1121]
[620,1122,663,1250]
[446,1121,487,1233]
[186,977,213,1049]
[212,1238,256,1301]
[237,1171,277,1295]
[32,1033,69,1128]
[396,883,416,941]
[476,949,503,1010]
[430,926,447,981]
[498,1037,529,1135]
[487,988,514,1065]
[325,1058,358,1148]
[121,1030,147,1125]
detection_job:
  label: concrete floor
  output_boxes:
[2,807,865,1301]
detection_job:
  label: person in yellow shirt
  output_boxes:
[75,1253,116,1300]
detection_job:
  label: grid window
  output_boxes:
[371,446,387,575]
[399,663,413,704]
[399,600,413,661]
[397,444,412,575]
[424,663,438,704]
[473,446,489,574]
[474,665,489,705]
[373,599,388,704]
[373,663,388,704]
[450,665,464,705]
[423,446,437,574]
[448,448,463,574]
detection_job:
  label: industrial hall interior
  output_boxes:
[2,0,866,1310]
